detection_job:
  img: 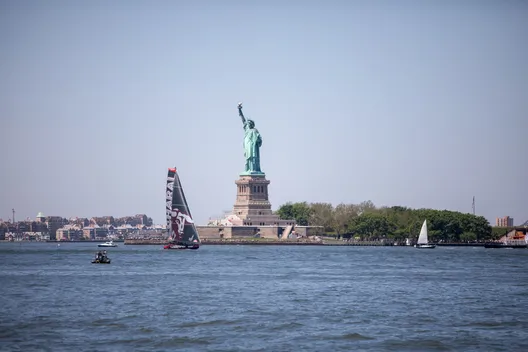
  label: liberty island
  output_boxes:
[196,102,318,240]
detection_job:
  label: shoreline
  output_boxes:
[0,240,495,247]
[123,239,492,246]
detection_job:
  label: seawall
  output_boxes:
[45,240,125,243]
[124,239,324,245]
[124,239,166,245]
[0,239,492,247]
[123,239,400,246]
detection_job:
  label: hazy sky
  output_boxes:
[1,0,527,226]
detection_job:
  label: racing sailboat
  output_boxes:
[164,167,200,250]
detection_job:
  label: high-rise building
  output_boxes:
[496,216,514,227]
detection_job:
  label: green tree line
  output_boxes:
[275,201,510,242]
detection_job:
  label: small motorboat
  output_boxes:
[98,240,117,248]
[92,250,111,263]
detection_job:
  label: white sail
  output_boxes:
[417,220,428,244]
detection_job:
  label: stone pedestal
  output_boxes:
[233,174,292,226]
[196,173,304,240]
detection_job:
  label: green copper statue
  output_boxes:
[238,102,264,175]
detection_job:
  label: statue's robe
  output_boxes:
[243,123,262,172]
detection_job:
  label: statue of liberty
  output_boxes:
[238,102,263,175]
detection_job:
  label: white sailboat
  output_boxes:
[414,220,436,249]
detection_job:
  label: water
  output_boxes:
[1,243,527,351]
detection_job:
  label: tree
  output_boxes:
[357,200,376,215]
[382,206,417,240]
[332,203,358,235]
[276,202,294,220]
[309,203,334,231]
[275,202,312,226]
[348,213,397,240]
[146,217,154,227]
[275,200,494,243]
[460,232,477,242]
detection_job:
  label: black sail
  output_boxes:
[166,167,200,246]
[166,168,175,235]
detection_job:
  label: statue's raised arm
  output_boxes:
[238,102,246,126]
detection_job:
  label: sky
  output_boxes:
[1,0,527,226]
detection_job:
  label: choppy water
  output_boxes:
[1,243,527,351]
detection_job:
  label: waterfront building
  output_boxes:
[56,225,84,241]
[36,212,45,223]
[496,216,514,227]
[82,227,109,240]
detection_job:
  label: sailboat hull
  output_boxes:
[163,244,200,250]
[414,244,436,249]
[163,246,200,250]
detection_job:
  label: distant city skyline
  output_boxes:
[1,208,526,227]
[1,0,526,225]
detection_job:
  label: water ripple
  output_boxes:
[1,243,528,351]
